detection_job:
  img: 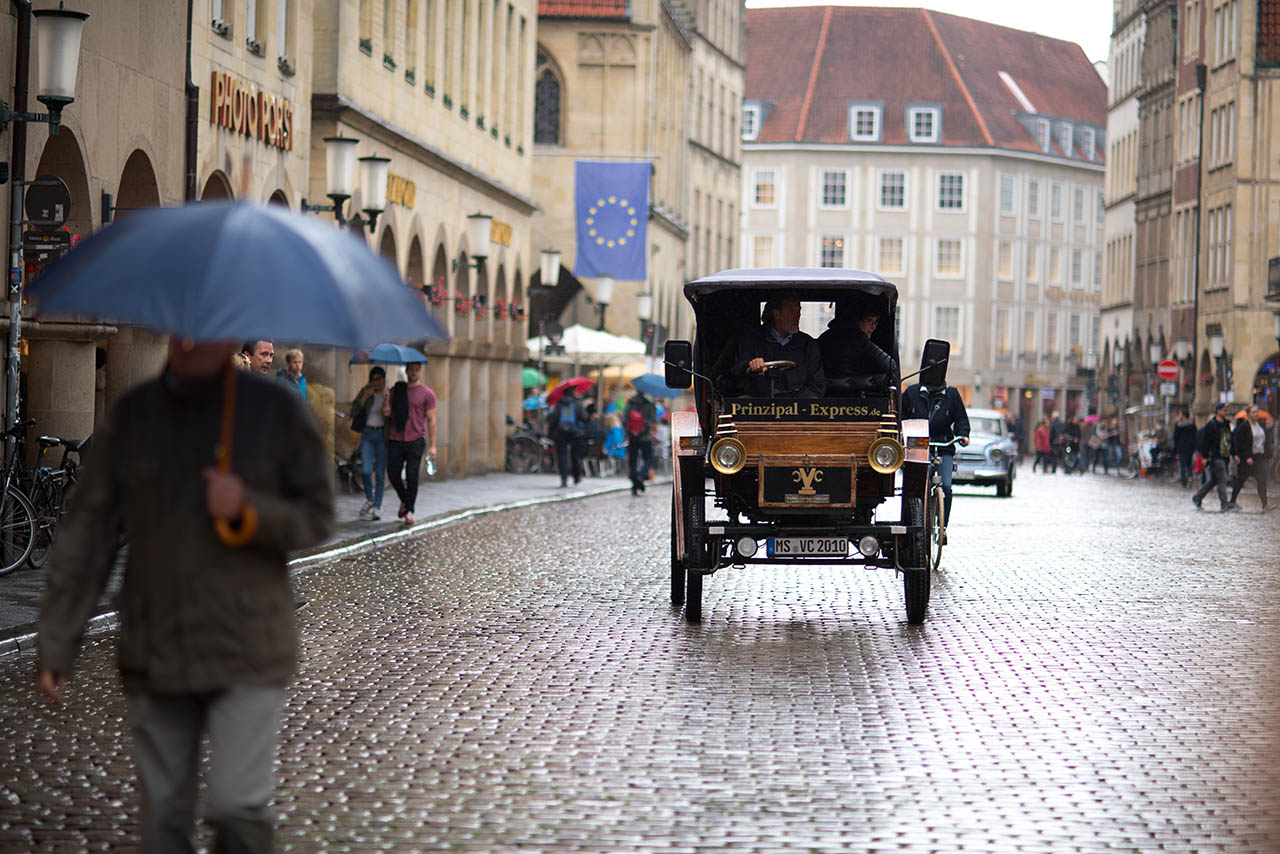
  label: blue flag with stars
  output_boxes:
[573,161,649,281]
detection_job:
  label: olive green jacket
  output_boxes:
[38,369,333,693]
[349,386,389,438]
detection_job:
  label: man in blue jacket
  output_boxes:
[902,357,970,539]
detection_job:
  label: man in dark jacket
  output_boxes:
[548,387,587,487]
[37,339,333,852]
[1228,405,1271,510]
[731,295,827,398]
[1193,403,1233,511]
[902,365,970,538]
[817,303,898,393]
[622,391,658,495]
[1171,408,1197,487]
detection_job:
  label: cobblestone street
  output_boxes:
[0,471,1278,852]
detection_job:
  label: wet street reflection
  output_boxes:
[0,472,1278,851]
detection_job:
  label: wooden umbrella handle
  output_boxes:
[214,363,258,547]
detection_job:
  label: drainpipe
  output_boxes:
[1191,63,1205,414]
[6,0,32,432]
[184,0,198,200]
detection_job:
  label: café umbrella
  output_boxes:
[27,201,448,545]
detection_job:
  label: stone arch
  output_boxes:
[455,247,473,340]
[201,170,234,200]
[492,263,508,346]
[607,34,637,64]
[34,127,91,239]
[115,149,160,220]
[430,241,452,338]
[267,189,289,206]
[378,227,398,273]
[1254,352,1280,418]
[535,48,565,145]
[578,34,605,62]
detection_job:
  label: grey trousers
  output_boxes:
[125,685,285,854]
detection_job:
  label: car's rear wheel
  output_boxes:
[996,474,1012,497]
[902,495,930,624]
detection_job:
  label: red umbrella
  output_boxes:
[546,376,594,407]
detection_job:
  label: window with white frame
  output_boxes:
[277,0,292,59]
[1026,244,1040,282]
[1082,127,1096,160]
[877,236,905,275]
[1185,1,1200,60]
[1068,313,1082,353]
[999,174,1016,215]
[751,234,774,268]
[1070,249,1083,286]
[1057,121,1073,155]
[879,171,906,209]
[820,235,845,268]
[1049,247,1063,284]
[1045,311,1060,355]
[1097,190,1105,223]
[935,239,963,276]
[908,106,940,143]
[998,241,1013,280]
[1022,309,1037,356]
[1094,250,1103,290]
[1050,183,1064,220]
[752,170,776,206]
[742,104,761,141]
[820,170,848,208]
[1073,187,1085,222]
[933,305,961,353]
[1036,118,1051,152]
[937,172,964,210]
[995,307,1012,358]
[849,105,881,142]
[1027,180,1040,217]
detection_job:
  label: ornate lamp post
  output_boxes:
[594,275,614,331]
[301,136,388,233]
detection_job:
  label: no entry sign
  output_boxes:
[1157,359,1179,381]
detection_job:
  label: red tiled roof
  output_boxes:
[538,0,628,19]
[745,6,1106,160]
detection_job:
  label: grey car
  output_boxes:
[952,407,1016,497]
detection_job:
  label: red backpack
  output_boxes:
[625,404,647,437]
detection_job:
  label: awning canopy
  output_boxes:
[527,323,646,366]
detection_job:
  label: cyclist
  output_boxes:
[902,356,970,543]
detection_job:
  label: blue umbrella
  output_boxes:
[349,343,429,365]
[28,201,447,347]
[522,394,546,410]
[632,373,683,398]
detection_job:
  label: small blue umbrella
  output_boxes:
[349,343,429,365]
[522,394,546,410]
[632,373,683,398]
[28,201,447,347]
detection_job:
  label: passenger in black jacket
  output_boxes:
[731,295,827,398]
[1228,404,1271,510]
[901,378,970,535]
[817,303,898,393]
[1171,409,1197,487]
[1193,403,1233,510]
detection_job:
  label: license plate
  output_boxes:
[766,537,849,557]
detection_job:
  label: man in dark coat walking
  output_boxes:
[902,358,970,538]
[1193,403,1234,511]
[1171,408,1197,487]
[548,387,587,488]
[731,295,827,398]
[622,390,658,495]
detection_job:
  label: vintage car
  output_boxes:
[952,407,1017,497]
[663,268,950,624]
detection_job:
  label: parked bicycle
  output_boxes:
[0,420,38,577]
[25,433,85,569]
[505,417,554,473]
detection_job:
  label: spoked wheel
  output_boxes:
[926,490,944,571]
[27,478,61,570]
[0,486,37,577]
[683,486,707,623]
[902,495,930,624]
[670,497,685,606]
[505,436,541,473]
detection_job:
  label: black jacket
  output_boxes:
[817,319,898,385]
[1231,418,1271,460]
[1200,416,1231,460]
[731,324,827,398]
[1172,421,1197,456]
[901,384,970,455]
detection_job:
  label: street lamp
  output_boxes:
[453,212,493,272]
[4,4,89,434]
[1174,338,1191,362]
[538,248,561,288]
[594,275,614,331]
[1148,340,1162,365]
[301,136,388,233]
[636,291,652,323]
[1209,330,1224,358]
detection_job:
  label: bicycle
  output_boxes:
[0,420,38,577]
[25,433,85,569]
[925,438,961,571]
[505,421,554,473]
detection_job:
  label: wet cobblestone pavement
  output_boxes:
[0,471,1278,851]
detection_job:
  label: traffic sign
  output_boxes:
[1159,381,1177,398]
[1157,359,1179,381]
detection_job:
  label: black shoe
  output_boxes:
[638,482,646,493]
[560,479,567,488]
[1192,496,1203,510]
[631,485,640,495]
[1224,503,1241,512]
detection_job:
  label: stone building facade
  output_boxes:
[741,6,1107,436]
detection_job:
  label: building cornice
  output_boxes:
[649,203,689,239]
[695,31,745,70]
[689,138,741,171]
[742,142,1106,173]
[312,93,540,215]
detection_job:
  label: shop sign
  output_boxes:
[387,173,416,208]
[209,70,294,151]
[490,219,512,247]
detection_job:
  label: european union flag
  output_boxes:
[573,161,649,281]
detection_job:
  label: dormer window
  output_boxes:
[907,105,940,143]
[849,103,881,142]
[1082,127,1096,160]
[1036,118,1051,152]
[742,104,761,141]
[1057,121,1074,155]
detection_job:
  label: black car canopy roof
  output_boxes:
[683,267,898,311]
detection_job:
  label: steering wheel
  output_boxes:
[759,359,797,375]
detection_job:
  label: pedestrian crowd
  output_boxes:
[1024,403,1275,513]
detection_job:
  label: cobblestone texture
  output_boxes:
[0,471,1277,852]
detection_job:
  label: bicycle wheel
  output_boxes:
[506,436,541,473]
[927,487,944,570]
[27,475,62,569]
[0,486,37,577]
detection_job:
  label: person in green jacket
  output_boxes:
[350,365,389,519]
